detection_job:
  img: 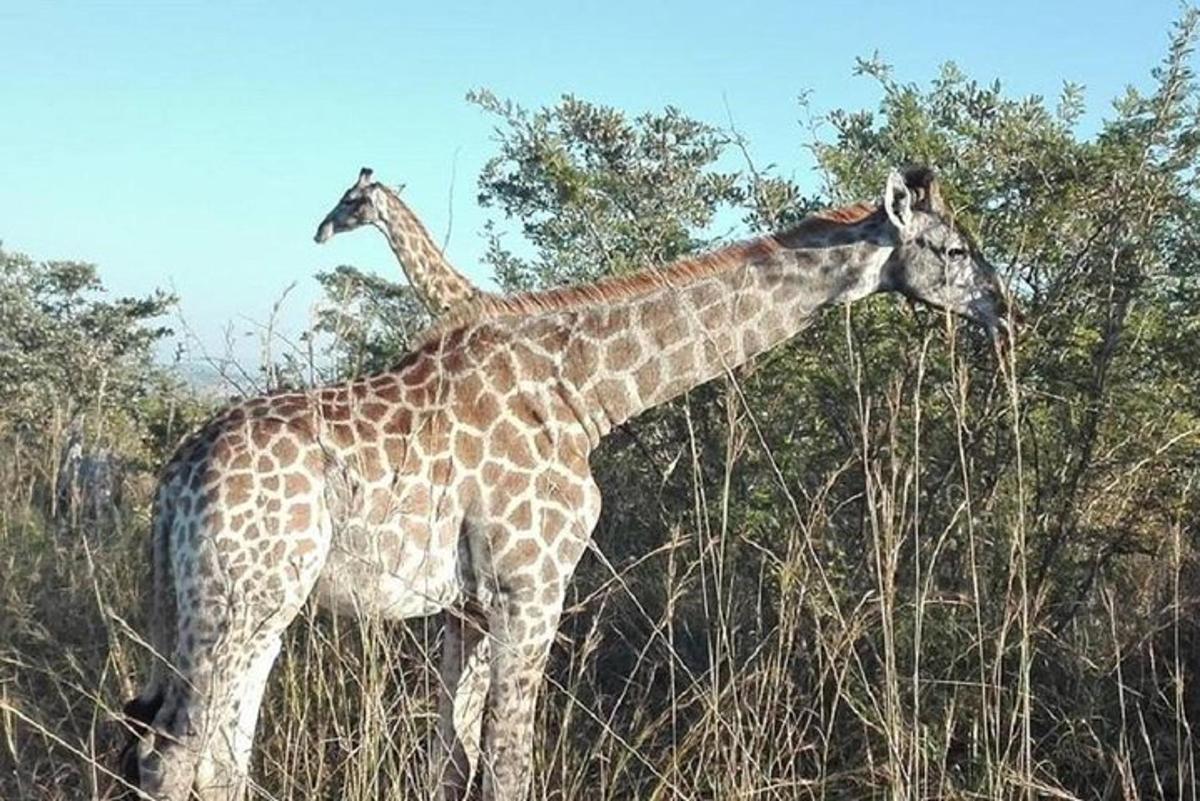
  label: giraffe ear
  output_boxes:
[357,168,374,188]
[883,169,914,234]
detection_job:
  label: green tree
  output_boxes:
[0,250,175,434]
[0,247,195,481]
[307,264,431,379]
[469,89,766,289]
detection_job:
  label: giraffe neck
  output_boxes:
[549,215,896,438]
[371,186,480,313]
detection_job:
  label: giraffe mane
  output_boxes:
[783,201,879,236]
[419,200,882,341]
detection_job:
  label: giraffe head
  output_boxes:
[878,167,1015,340]
[314,167,391,243]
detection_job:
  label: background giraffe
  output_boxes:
[315,167,487,314]
[122,167,1012,801]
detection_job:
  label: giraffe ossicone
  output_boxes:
[122,166,1012,801]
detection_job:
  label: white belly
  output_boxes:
[313,516,462,620]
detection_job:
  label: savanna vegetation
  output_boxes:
[3,10,1200,800]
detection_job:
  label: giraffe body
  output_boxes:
[124,168,1011,800]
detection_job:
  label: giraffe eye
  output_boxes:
[947,247,968,261]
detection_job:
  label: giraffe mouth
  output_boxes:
[314,220,335,244]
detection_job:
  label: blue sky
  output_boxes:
[0,1,1187,369]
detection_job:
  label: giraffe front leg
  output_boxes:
[434,608,491,800]
[472,468,600,801]
[478,590,562,801]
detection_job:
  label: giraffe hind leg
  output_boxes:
[135,591,310,800]
[191,636,286,800]
[130,624,291,801]
[135,529,329,799]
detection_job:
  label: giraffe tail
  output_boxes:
[118,493,175,792]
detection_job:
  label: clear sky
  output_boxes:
[0,1,1187,369]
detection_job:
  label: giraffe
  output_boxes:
[56,415,124,528]
[315,167,486,314]
[120,167,1012,801]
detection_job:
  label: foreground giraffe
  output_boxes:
[122,168,1011,800]
[315,167,485,314]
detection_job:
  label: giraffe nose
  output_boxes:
[314,221,334,244]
